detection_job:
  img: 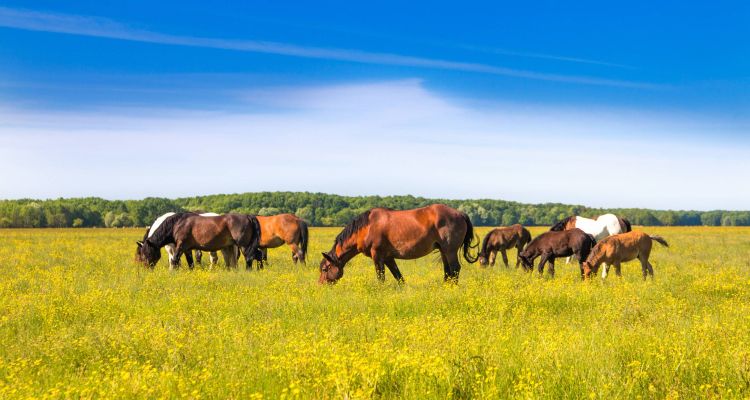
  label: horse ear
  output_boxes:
[136,241,143,247]
[321,252,336,264]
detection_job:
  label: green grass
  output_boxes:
[1,227,749,398]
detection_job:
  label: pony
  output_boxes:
[477,224,532,268]
[253,214,309,268]
[136,212,239,269]
[319,204,478,284]
[519,228,596,278]
[136,213,261,270]
[550,213,632,277]
[582,231,668,280]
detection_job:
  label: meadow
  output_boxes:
[0,226,749,399]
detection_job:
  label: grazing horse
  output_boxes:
[582,231,668,280]
[136,213,261,270]
[319,204,478,284]
[136,212,239,268]
[477,224,532,268]
[253,214,309,268]
[519,228,595,278]
[550,213,632,277]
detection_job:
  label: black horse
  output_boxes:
[136,213,261,270]
[518,228,596,278]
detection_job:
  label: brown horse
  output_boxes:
[319,204,478,284]
[582,231,668,280]
[137,212,261,270]
[253,214,309,268]
[518,228,595,278]
[477,224,532,268]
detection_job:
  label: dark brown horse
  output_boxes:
[136,212,261,269]
[319,204,478,284]
[253,213,309,268]
[477,224,532,268]
[518,228,595,278]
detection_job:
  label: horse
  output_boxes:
[550,213,632,277]
[518,228,596,278]
[253,214,309,268]
[477,224,532,268]
[582,231,668,280]
[319,204,478,284]
[136,212,239,268]
[136,212,261,270]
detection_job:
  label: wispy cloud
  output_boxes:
[0,6,658,89]
[458,44,635,69]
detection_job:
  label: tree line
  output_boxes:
[0,192,748,228]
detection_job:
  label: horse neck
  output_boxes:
[148,225,175,248]
[149,212,176,237]
[335,236,361,265]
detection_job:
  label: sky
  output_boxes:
[0,1,748,210]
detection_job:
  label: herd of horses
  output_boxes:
[135,204,668,284]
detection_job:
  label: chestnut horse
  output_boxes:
[253,214,309,268]
[478,224,532,268]
[583,231,668,280]
[519,228,595,278]
[319,204,478,284]
[137,212,261,270]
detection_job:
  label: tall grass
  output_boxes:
[0,227,749,398]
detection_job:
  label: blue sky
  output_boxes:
[0,1,748,210]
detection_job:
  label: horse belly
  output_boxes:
[261,236,285,248]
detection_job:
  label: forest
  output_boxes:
[0,192,748,228]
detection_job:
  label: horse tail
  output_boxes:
[460,212,479,263]
[246,215,262,261]
[649,235,669,247]
[299,219,309,260]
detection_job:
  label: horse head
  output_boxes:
[319,252,343,284]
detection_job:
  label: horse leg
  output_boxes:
[184,250,194,270]
[195,250,203,265]
[548,257,556,278]
[639,257,649,280]
[171,247,183,270]
[444,252,462,283]
[209,251,219,266]
[501,249,510,268]
[614,262,622,277]
[601,262,609,279]
[289,243,305,265]
[515,245,523,268]
[165,244,176,268]
[385,258,405,284]
[488,250,496,267]
[220,248,233,269]
[240,246,257,270]
[537,254,549,276]
[565,256,571,265]
[646,259,655,278]
[440,252,452,282]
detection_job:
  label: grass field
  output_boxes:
[1,226,749,399]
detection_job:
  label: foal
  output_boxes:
[582,231,668,280]
[478,224,532,268]
[518,228,595,278]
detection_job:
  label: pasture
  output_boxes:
[1,226,749,399]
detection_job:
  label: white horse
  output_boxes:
[550,213,632,277]
[143,212,239,268]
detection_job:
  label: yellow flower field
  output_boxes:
[1,227,749,399]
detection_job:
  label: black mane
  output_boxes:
[333,209,373,249]
[550,216,574,231]
[147,212,191,247]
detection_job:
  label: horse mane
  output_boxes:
[550,216,574,231]
[334,209,374,248]
[480,229,495,257]
[619,217,633,232]
[147,212,191,247]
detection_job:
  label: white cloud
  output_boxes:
[0,80,747,210]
